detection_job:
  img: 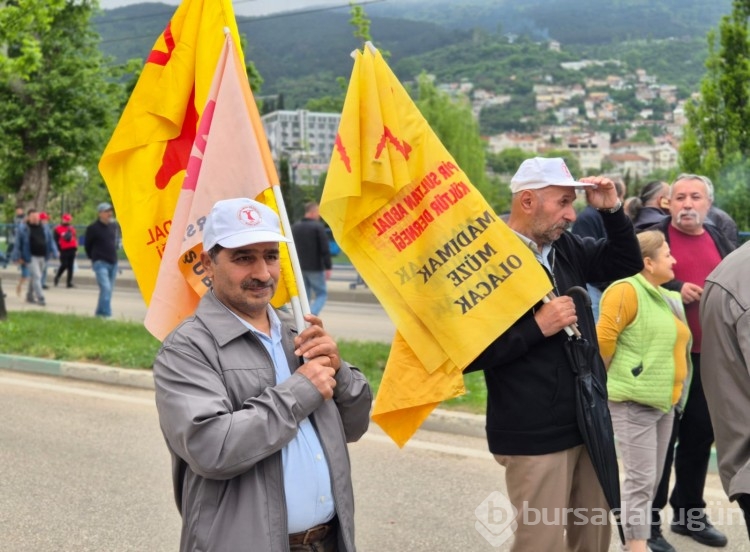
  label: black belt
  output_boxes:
[288,519,336,546]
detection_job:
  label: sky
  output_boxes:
[98,0,361,18]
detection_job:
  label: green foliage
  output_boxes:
[630,127,656,144]
[370,0,732,43]
[414,74,489,193]
[96,6,466,110]
[679,0,750,230]
[0,0,124,210]
[0,0,65,80]
[486,148,534,175]
[0,312,161,369]
[0,313,488,414]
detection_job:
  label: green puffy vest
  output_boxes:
[604,273,692,412]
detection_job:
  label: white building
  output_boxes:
[261,110,341,186]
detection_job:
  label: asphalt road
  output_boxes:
[2,371,748,552]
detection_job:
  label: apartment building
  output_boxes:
[261,110,341,185]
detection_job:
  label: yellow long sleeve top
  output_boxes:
[597,280,690,405]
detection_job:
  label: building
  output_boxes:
[261,110,341,186]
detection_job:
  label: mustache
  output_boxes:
[555,221,572,233]
[678,209,701,221]
[240,279,274,291]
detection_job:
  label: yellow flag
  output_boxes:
[320,46,553,446]
[98,0,242,304]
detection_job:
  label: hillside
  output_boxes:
[94,3,469,106]
[94,1,730,109]
[370,0,733,43]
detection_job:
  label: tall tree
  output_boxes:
[415,74,489,195]
[679,0,750,229]
[0,0,124,211]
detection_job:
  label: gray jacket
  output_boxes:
[700,241,750,500]
[153,292,372,552]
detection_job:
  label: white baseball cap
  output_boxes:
[510,157,594,193]
[202,198,291,251]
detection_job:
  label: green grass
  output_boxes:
[0,312,487,414]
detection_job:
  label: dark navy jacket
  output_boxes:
[466,208,643,455]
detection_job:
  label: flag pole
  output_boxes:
[272,185,311,330]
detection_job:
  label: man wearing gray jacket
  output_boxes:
[153,197,372,552]
[700,241,750,540]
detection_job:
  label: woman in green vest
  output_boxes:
[597,230,692,552]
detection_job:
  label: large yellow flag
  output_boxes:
[320,45,553,446]
[144,35,295,341]
[98,0,242,303]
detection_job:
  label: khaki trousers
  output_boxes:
[495,444,612,552]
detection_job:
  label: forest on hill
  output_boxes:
[95,0,730,109]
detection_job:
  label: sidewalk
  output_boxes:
[0,261,486,441]
[0,260,380,304]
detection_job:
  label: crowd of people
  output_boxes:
[3,162,749,551]
[4,203,119,318]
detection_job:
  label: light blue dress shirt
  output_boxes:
[227,304,335,533]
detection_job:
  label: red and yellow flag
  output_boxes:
[320,46,552,446]
[144,35,294,341]
[98,0,242,303]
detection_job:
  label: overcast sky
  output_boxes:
[98,0,359,17]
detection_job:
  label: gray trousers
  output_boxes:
[27,256,46,303]
[609,400,675,540]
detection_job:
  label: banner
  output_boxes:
[320,45,552,446]
[98,0,242,303]
[144,35,294,340]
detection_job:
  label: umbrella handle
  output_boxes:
[543,292,582,338]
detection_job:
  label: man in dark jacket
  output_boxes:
[648,174,735,552]
[571,177,626,320]
[11,208,58,306]
[466,157,643,551]
[291,202,333,315]
[84,202,118,318]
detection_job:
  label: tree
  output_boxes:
[414,73,489,195]
[486,147,533,175]
[679,0,750,229]
[0,0,124,212]
[304,3,388,113]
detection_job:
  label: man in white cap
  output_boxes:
[153,197,371,552]
[466,158,643,551]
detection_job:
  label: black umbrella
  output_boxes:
[557,286,625,545]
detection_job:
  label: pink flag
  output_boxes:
[144,34,285,340]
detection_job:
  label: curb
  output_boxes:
[0,353,486,439]
[0,354,155,390]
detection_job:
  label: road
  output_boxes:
[1,371,747,551]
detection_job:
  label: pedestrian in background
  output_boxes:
[3,207,24,268]
[84,203,118,318]
[153,197,371,552]
[54,213,78,288]
[8,208,28,292]
[11,208,58,306]
[597,230,692,552]
[630,180,671,232]
[39,211,52,289]
[647,174,734,551]
[292,201,332,316]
